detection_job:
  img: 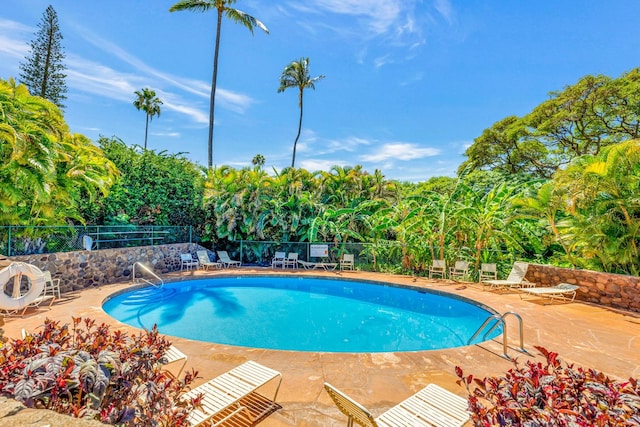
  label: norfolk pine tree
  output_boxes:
[19,5,68,109]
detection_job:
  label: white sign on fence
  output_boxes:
[310,244,329,257]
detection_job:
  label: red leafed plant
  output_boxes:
[0,317,198,426]
[455,346,640,426]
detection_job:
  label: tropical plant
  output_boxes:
[169,0,268,168]
[86,137,205,227]
[0,78,118,226]
[19,5,67,109]
[277,57,325,168]
[0,317,198,426]
[133,88,163,150]
[456,347,640,426]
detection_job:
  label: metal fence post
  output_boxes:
[7,226,12,257]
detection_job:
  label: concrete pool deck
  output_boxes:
[3,268,640,426]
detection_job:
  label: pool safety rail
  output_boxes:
[132,262,164,288]
[468,311,526,359]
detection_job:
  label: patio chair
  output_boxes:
[216,251,241,268]
[482,261,534,289]
[519,283,579,302]
[479,263,497,282]
[180,253,199,271]
[284,252,299,269]
[43,270,61,299]
[324,382,469,427]
[449,261,469,281]
[182,360,282,426]
[271,251,286,269]
[428,259,446,279]
[340,253,355,271]
[196,250,222,270]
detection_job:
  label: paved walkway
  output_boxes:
[4,268,640,426]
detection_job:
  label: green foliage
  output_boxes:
[464,69,640,179]
[18,5,67,109]
[0,78,118,226]
[456,347,640,426]
[278,57,325,167]
[0,317,198,426]
[133,88,163,150]
[84,137,205,228]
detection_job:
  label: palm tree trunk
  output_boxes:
[144,113,149,150]
[292,89,304,168]
[208,9,223,169]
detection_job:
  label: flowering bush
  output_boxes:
[456,346,640,426]
[0,317,198,426]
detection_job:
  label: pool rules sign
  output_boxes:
[310,244,329,258]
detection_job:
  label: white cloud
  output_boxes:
[360,143,440,162]
[299,158,348,172]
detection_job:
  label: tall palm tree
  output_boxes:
[278,57,325,168]
[133,88,162,150]
[169,0,268,168]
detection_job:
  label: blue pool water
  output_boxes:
[103,276,500,352]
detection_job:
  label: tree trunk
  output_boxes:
[208,9,224,169]
[292,89,304,168]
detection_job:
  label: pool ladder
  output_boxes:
[468,311,527,359]
[132,262,164,288]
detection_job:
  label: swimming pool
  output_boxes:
[103,276,500,352]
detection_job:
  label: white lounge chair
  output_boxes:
[482,261,534,289]
[284,252,299,269]
[340,253,354,271]
[449,261,469,281]
[160,345,188,378]
[216,251,241,268]
[182,360,282,426]
[428,259,446,279]
[0,262,54,316]
[271,251,286,269]
[196,250,222,270]
[479,263,497,282]
[324,382,469,427]
[180,253,199,270]
[520,283,579,302]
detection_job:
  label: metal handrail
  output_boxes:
[468,311,525,359]
[132,262,164,288]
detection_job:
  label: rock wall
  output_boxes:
[525,263,640,313]
[9,243,208,294]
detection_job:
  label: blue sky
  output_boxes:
[1,1,639,182]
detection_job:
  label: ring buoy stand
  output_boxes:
[0,262,46,311]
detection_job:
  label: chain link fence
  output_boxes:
[0,225,193,256]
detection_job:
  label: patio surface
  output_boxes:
[3,268,640,426]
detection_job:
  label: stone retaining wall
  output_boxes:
[9,243,208,294]
[525,263,640,313]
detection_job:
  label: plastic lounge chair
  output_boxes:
[428,259,446,279]
[449,261,469,281]
[340,254,354,271]
[160,345,188,378]
[324,382,469,427]
[284,252,299,269]
[519,283,579,302]
[180,253,199,271]
[479,263,497,282]
[483,261,534,289]
[0,262,54,316]
[182,360,282,426]
[271,251,286,269]
[216,251,241,268]
[196,250,222,270]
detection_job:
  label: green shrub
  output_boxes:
[456,346,640,426]
[0,317,198,426]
